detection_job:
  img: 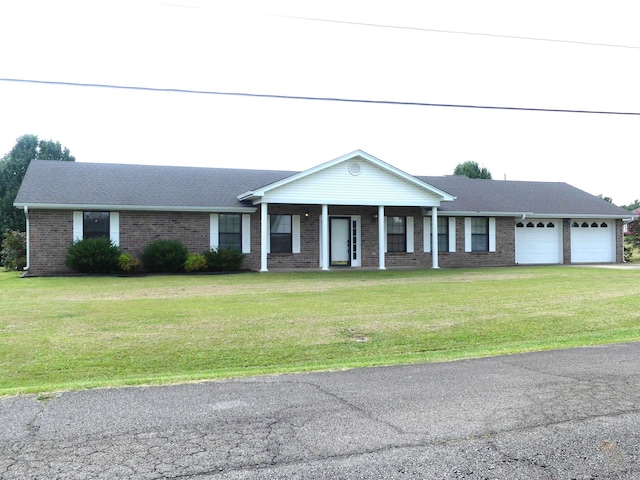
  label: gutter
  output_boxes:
[23,206,30,272]
[13,203,257,214]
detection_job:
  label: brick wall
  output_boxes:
[25,208,624,275]
[616,219,624,263]
[119,211,210,258]
[28,209,74,275]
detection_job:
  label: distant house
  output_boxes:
[13,150,637,275]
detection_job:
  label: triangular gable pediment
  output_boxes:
[238,150,455,206]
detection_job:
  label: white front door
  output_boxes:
[330,217,350,266]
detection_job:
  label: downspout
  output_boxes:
[23,206,30,272]
[518,213,527,222]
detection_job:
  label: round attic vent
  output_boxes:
[348,161,361,176]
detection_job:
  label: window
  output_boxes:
[471,217,489,252]
[270,215,292,253]
[437,216,448,252]
[83,212,110,239]
[387,216,406,252]
[219,214,242,251]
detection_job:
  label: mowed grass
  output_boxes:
[1,266,640,396]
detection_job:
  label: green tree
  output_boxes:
[0,134,75,234]
[453,161,492,179]
[623,199,640,211]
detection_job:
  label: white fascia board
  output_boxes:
[250,197,442,207]
[13,203,257,213]
[564,213,632,219]
[431,211,533,217]
[237,149,456,202]
[440,211,631,219]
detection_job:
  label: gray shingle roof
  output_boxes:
[14,160,632,218]
[14,160,295,210]
[418,175,631,217]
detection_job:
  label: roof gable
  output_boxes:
[238,150,455,206]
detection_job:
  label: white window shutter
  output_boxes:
[489,217,496,252]
[292,215,301,254]
[73,211,83,241]
[406,216,414,253]
[210,214,219,250]
[267,214,271,254]
[384,217,388,253]
[448,217,456,253]
[109,212,120,247]
[423,216,431,253]
[242,214,251,254]
[464,217,472,252]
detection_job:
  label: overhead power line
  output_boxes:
[273,15,640,50]
[2,77,640,116]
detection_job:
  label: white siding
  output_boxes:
[259,160,442,206]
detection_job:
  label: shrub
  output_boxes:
[118,253,141,273]
[1,230,27,271]
[204,246,245,272]
[141,239,188,273]
[65,237,121,273]
[184,253,208,272]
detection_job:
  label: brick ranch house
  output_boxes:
[14,150,636,275]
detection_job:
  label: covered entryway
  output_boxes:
[571,220,616,263]
[330,217,351,266]
[515,219,563,265]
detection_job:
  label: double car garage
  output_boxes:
[515,219,616,265]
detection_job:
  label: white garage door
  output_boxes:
[515,220,563,265]
[571,220,616,263]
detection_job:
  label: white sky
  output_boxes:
[1,0,639,206]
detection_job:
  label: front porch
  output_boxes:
[257,204,442,272]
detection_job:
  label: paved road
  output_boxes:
[2,343,640,479]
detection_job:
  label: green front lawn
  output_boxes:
[1,266,639,396]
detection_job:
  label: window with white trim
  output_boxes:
[471,217,489,252]
[437,216,449,252]
[386,216,406,252]
[270,215,292,253]
[83,212,110,239]
[219,214,242,251]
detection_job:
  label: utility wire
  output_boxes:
[2,77,640,116]
[273,15,640,50]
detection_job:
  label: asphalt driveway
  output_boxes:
[2,342,640,479]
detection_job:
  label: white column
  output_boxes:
[378,205,386,270]
[431,206,439,269]
[321,204,330,270]
[260,202,268,272]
